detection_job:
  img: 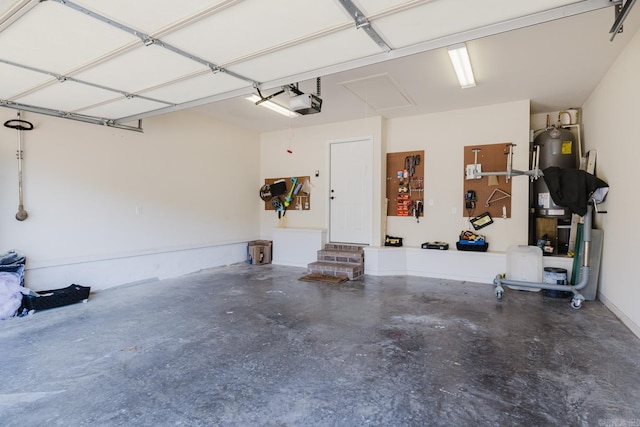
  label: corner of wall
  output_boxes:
[580,26,640,339]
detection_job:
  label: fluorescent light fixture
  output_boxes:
[447,43,476,89]
[245,95,299,117]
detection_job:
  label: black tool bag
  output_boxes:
[22,284,91,313]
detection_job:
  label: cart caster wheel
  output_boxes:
[496,290,503,301]
[28,309,35,316]
[82,299,88,304]
[571,299,582,310]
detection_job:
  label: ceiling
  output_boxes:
[0,0,637,133]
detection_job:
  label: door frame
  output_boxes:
[326,136,375,245]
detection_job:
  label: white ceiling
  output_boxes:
[0,0,637,132]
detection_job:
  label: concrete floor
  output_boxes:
[1,264,639,427]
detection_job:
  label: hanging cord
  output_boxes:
[4,111,34,221]
[286,114,294,154]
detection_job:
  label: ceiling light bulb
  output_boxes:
[245,95,299,118]
[447,43,476,89]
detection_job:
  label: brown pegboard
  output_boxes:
[463,143,512,219]
[263,176,311,211]
[386,150,424,217]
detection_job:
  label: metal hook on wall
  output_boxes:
[485,188,511,207]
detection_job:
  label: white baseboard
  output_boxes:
[598,292,640,340]
[24,242,249,292]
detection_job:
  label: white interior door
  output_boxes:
[329,138,373,244]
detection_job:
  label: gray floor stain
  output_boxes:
[1,263,639,426]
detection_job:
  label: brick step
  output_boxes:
[317,249,364,265]
[307,261,364,280]
[324,243,366,252]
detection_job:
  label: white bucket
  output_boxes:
[506,245,542,292]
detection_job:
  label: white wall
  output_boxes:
[259,101,530,253]
[0,110,260,291]
[581,27,640,336]
[385,100,531,251]
[259,116,385,244]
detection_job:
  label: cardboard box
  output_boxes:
[248,240,272,265]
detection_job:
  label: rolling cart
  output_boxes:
[493,167,609,309]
